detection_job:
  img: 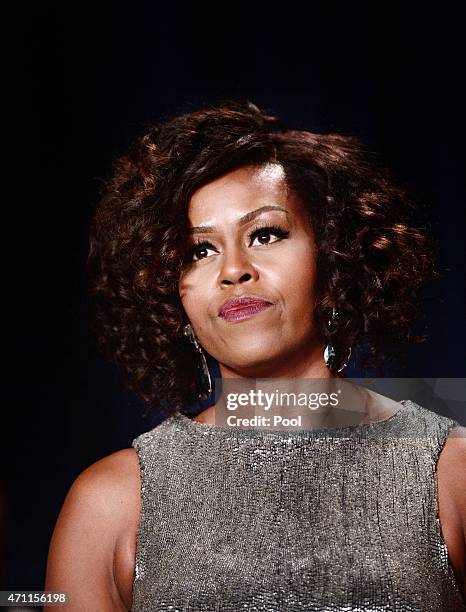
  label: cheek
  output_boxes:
[273,243,318,329]
[290,260,317,302]
[179,271,212,330]
[268,240,317,300]
[178,275,198,321]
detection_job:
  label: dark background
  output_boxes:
[4,0,465,595]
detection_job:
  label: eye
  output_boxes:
[184,224,290,264]
[249,225,290,247]
[187,241,218,262]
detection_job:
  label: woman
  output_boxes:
[45,101,465,610]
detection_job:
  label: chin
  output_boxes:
[220,345,284,375]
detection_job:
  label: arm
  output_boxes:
[438,425,466,599]
[451,427,466,599]
[44,449,140,611]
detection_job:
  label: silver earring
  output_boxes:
[323,307,352,373]
[183,323,213,399]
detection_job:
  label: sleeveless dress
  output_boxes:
[130,399,465,611]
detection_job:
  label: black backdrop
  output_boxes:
[5,1,466,593]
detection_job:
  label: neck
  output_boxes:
[192,338,356,427]
[219,334,335,380]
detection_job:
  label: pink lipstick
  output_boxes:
[218,296,273,322]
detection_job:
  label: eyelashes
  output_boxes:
[185,224,290,263]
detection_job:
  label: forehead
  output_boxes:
[188,163,302,225]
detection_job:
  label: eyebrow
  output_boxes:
[189,205,290,234]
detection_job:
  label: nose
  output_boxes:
[218,245,258,287]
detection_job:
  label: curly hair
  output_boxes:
[87,100,436,417]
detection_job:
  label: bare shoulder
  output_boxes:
[446,424,466,443]
[77,447,140,501]
[45,448,141,611]
[441,424,466,473]
[58,447,140,535]
[439,425,466,510]
[437,424,466,594]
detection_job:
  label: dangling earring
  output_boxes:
[323,307,352,373]
[183,323,213,399]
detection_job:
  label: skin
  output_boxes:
[178,163,327,381]
[44,164,466,609]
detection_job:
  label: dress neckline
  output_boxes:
[172,399,411,438]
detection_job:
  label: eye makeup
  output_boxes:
[184,222,290,263]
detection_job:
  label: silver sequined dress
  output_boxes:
[131,399,465,611]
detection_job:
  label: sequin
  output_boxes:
[131,400,465,611]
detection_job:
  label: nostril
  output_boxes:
[221,272,252,286]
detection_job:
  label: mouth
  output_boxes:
[218,296,274,323]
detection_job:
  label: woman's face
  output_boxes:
[178,163,322,378]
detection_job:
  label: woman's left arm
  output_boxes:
[440,425,466,599]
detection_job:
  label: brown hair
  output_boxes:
[88,100,436,416]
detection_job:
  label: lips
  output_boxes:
[218,296,273,322]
